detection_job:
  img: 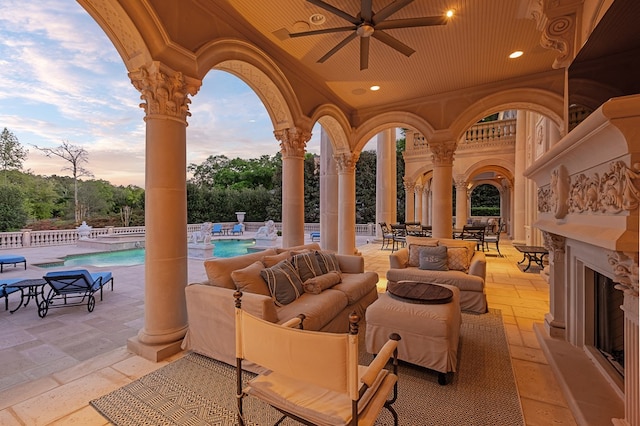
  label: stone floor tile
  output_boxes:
[512,359,568,405]
[0,376,60,410]
[512,305,549,319]
[52,346,132,384]
[0,409,21,426]
[111,352,176,379]
[521,330,543,349]
[520,397,578,425]
[509,344,548,364]
[49,405,111,425]
[504,323,524,346]
[23,355,79,381]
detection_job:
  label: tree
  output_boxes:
[33,141,93,224]
[355,150,377,223]
[0,128,28,184]
[0,185,28,231]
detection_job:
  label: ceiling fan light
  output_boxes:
[309,13,325,25]
[357,24,374,37]
[370,85,380,91]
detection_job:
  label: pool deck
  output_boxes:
[0,234,577,425]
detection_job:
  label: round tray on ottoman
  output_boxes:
[387,280,453,304]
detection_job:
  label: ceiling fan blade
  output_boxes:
[289,26,354,38]
[306,0,360,25]
[360,36,370,70]
[376,16,449,30]
[372,0,413,24]
[361,0,373,22]
[318,32,358,63]
[372,30,415,57]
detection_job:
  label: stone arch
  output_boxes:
[198,39,305,132]
[311,104,352,153]
[461,159,514,185]
[450,88,564,140]
[352,111,436,155]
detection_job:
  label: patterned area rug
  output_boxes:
[91,309,524,425]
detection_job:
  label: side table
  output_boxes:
[7,278,47,314]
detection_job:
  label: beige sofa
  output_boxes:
[386,237,488,314]
[181,243,379,369]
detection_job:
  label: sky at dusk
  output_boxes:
[0,0,322,188]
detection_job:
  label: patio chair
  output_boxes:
[0,255,27,273]
[390,223,406,252]
[40,269,114,318]
[1,278,22,311]
[459,225,486,251]
[484,221,505,256]
[230,224,243,235]
[234,291,401,426]
[310,231,320,242]
[211,223,224,235]
[379,222,393,250]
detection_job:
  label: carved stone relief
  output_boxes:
[608,251,639,297]
[538,161,640,216]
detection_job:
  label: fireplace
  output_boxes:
[525,94,640,425]
[592,270,625,379]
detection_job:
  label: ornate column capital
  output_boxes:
[542,231,566,257]
[429,141,457,166]
[607,251,639,298]
[414,184,423,195]
[403,178,416,193]
[275,127,311,159]
[334,152,358,174]
[454,177,468,190]
[129,62,200,123]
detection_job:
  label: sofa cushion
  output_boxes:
[231,261,270,296]
[275,289,348,330]
[419,246,449,271]
[437,239,476,265]
[302,271,342,294]
[407,236,439,267]
[315,251,342,274]
[260,259,304,306]
[291,252,324,282]
[332,271,379,305]
[262,251,290,267]
[204,248,278,289]
[447,247,470,272]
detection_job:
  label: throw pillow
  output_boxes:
[302,270,342,294]
[447,247,470,272]
[291,252,324,282]
[406,236,439,267]
[418,246,449,271]
[231,261,270,296]
[315,251,342,274]
[262,251,290,267]
[260,259,304,306]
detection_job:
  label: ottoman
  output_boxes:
[0,255,26,273]
[366,282,461,384]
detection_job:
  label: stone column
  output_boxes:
[127,62,200,361]
[376,129,396,237]
[454,178,468,228]
[275,127,310,248]
[414,184,423,224]
[513,110,527,243]
[429,140,456,238]
[608,251,639,426]
[542,232,567,338]
[404,179,415,222]
[335,152,358,254]
[320,128,338,251]
[421,184,430,225]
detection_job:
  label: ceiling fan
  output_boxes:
[289,0,452,70]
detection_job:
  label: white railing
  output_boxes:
[464,118,516,144]
[1,222,377,249]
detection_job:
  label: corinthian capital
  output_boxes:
[542,231,565,254]
[275,127,310,158]
[129,62,200,122]
[334,152,358,174]
[403,178,416,193]
[429,141,457,166]
[608,251,639,297]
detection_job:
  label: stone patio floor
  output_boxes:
[0,234,578,425]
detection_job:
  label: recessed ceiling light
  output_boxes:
[445,9,455,18]
[370,85,380,91]
[309,13,325,25]
[509,50,523,59]
[292,21,310,32]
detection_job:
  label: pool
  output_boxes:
[40,239,256,268]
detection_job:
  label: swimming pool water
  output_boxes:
[48,239,256,268]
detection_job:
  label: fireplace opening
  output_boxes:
[594,271,625,377]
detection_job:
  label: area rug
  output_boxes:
[91,309,524,425]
